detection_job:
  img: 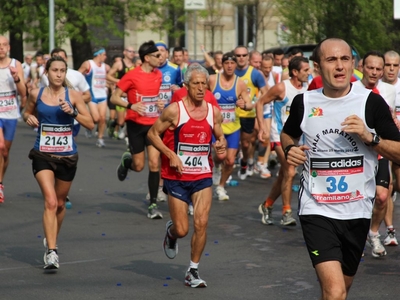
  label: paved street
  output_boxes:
[1,122,400,300]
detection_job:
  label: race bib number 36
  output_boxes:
[39,124,73,153]
[309,155,365,204]
[177,143,211,174]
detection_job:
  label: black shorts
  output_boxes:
[126,120,152,154]
[376,158,390,188]
[107,89,116,110]
[32,157,77,182]
[239,117,255,134]
[299,215,370,277]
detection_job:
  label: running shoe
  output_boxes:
[163,220,178,259]
[157,186,167,202]
[384,228,398,246]
[367,234,387,257]
[96,138,106,148]
[117,152,131,181]
[393,191,397,202]
[214,186,229,201]
[237,168,247,180]
[188,204,194,215]
[0,184,4,203]
[246,163,254,176]
[260,164,272,179]
[258,203,273,225]
[85,129,92,138]
[44,250,59,270]
[107,120,115,138]
[225,175,233,185]
[185,268,207,288]
[147,203,163,219]
[118,128,125,140]
[280,210,297,226]
[212,165,221,186]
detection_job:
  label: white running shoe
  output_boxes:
[237,169,247,180]
[260,164,272,179]
[188,204,194,215]
[367,234,387,257]
[118,128,125,140]
[96,138,106,148]
[246,163,254,176]
[225,175,233,185]
[212,165,221,186]
[185,268,207,288]
[44,251,59,269]
[384,228,398,246]
[157,186,167,202]
[215,186,229,201]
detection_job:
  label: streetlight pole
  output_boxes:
[49,0,55,51]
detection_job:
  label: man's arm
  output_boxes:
[236,79,253,110]
[256,82,285,141]
[212,106,227,161]
[78,61,89,75]
[13,61,27,108]
[111,87,146,115]
[147,104,184,173]
[106,61,122,84]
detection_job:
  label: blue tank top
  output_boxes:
[34,87,77,155]
[212,73,240,134]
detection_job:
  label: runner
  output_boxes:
[78,47,110,147]
[209,52,252,200]
[281,38,400,299]
[23,56,94,269]
[112,40,165,219]
[257,56,309,226]
[0,36,26,203]
[147,63,226,287]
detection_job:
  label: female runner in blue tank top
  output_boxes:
[23,56,94,270]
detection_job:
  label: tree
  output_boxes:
[275,0,400,56]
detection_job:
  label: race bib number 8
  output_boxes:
[177,143,211,174]
[39,124,73,153]
[309,155,365,203]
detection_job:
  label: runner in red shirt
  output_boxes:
[111,40,165,219]
[148,63,226,288]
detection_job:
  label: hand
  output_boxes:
[341,114,371,143]
[59,98,74,115]
[258,127,268,142]
[156,100,165,111]
[9,66,18,81]
[171,84,179,92]
[236,98,245,110]
[169,152,183,175]
[286,145,309,167]
[133,102,146,115]
[200,45,205,52]
[26,114,39,128]
[215,137,226,154]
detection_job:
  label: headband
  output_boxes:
[155,41,168,50]
[142,45,159,56]
[93,48,105,57]
[222,53,237,63]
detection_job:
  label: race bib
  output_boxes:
[137,94,160,118]
[309,155,365,204]
[159,84,172,104]
[177,143,211,174]
[93,74,106,88]
[39,124,73,153]
[220,104,236,123]
[396,106,400,121]
[0,91,17,112]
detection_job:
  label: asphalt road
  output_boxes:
[1,122,400,300]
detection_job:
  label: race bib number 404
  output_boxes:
[309,155,365,204]
[177,143,211,174]
[39,124,73,153]
[137,94,160,118]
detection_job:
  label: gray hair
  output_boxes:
[385,50,400,59]
[184,63,209,84]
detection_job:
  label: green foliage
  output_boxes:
[275,0,400,56]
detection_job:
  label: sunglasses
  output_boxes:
[149,53,162,58]
[236,54,248,57]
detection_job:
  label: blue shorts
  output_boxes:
[163,178,212,204]
[91,97,107,104]
[0,118,18,141]
[212,129,240,149]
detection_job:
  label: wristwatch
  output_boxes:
[70,108,79,118]
[370,133,380,146]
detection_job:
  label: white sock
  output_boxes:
[189,261,199,270]
[248,158,254,165]
[369,230,379,237]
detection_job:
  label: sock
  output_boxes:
[387,225,394,230]
[248,158,254,165]
[189,261,199,270]
[148,171,160,205]
[265,198,274,207]
[369,230,379,237]
[240,159,247,169]
[167,228,176,240]
[123,155,132,170]
[282,205,291,214]
[48,249,57,254]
